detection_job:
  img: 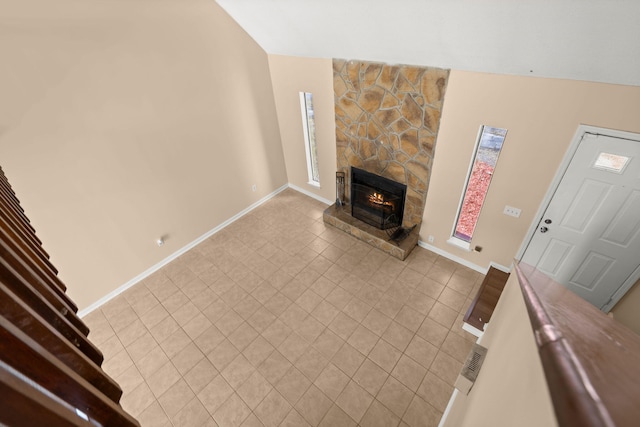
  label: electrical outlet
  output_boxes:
[428,235,434,243]
[252,184,257,192]
[503,205,521,218]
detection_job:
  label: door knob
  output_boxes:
[540,226,549,233]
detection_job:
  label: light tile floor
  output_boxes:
[84,189,483,427]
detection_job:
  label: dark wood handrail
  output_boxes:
[0,361,96,427]
[0,198,46,254]
[0,317,138,426]
[0,166,138,426]
[0,275,103,366]
[0,250,83,333]
[1,284,121,401]
[0,201,58,279]
[0,178,36,230]
[0,184,35,232]
[515,262,640,427]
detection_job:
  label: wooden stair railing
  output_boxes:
[0,210,66,292]
[516,261,640,427]
[0,166,139,426]
[0,190,57,275]
[0,230,84,332]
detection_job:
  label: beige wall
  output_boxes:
[611,279,640,335]
[4,0,640,324]
[268,55,337,203]
[269,61,640,278]
[0,0,287,310]
[423,71,640,270]
[443,273,557,427]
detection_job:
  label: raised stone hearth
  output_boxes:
[323,204,419,260]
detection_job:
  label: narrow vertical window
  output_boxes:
[300,92,320,186]
[451,126,507,247]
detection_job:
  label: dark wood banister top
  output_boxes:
[515,262,640,427]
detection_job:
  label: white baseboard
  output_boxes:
[79,184,512,318]
[78,184,289,318]
[287,183,333,205]
[462,321,484,339]
[438,389,460,427]
[417,241,487,274]
[417,241,513,275]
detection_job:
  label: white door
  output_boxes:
[521,131,640,310]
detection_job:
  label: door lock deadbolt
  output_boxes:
[544,219,552,224]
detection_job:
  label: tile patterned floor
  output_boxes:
[83,189,483,427]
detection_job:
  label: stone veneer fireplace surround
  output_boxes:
[323,59,449,260]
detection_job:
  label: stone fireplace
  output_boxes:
[323,59,449,260]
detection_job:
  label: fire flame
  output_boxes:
[369,192,394,208]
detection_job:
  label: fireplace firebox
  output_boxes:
[351,167,407,230]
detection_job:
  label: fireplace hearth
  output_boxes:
[323,167,417,260]
[351,167,407,230]
[322,202,419,260]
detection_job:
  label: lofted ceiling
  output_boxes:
[216,0,640,87]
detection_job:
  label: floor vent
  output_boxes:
[455,343,488,395]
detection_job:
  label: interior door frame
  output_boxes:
[516,124,640,311]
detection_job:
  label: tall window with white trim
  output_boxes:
[451,126,507,248]
[300,92,320,186]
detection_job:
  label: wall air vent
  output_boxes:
[455,343,488,395]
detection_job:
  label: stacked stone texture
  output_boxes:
[333,59,449,229]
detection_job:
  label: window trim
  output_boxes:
[447,236,472,251]
[299,92,320,187]
[449,125,507,250]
